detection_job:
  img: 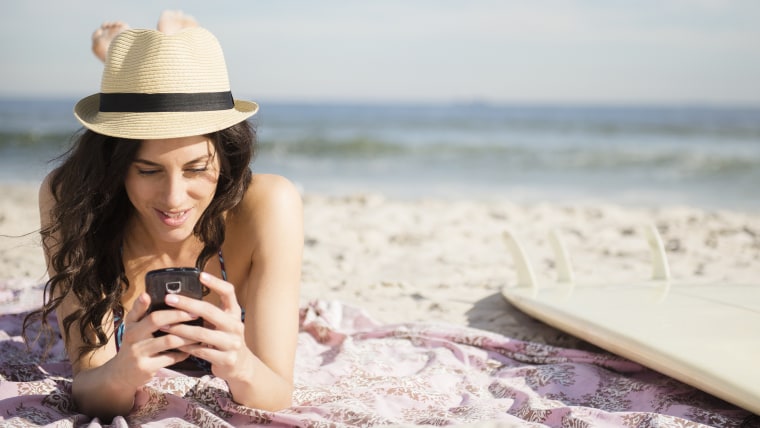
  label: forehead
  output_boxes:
[137,135,216,159]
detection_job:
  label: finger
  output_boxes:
[110,343,189,387]
[125,293,151,324]
[200,272,239,313]
[129,326,200,357]
[150,349,191,367]
[148,308,200,329]
[122,308,200,347]
[177,342,227,365]
[151,331,200,354]
[157,319,206,340]
[166,322,239,351]
[164,294,237,333]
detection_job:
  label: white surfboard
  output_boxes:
[500,226,760,415]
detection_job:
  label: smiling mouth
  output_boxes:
[161,210,189,218]
[156,209,191,226]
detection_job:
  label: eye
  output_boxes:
[186,161,211,174]
[137,169,160,176]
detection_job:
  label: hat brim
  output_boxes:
[74,93,259,140]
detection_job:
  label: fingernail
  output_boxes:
[187,312,198,319]
[160,325,171,331]
[200,272,211,281]
[165,294,179,305]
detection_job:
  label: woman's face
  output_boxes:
[124,135,220,244]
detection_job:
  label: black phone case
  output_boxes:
[145,267,204,336]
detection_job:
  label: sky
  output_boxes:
[1,0,759,105]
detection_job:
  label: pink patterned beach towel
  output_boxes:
[0,282,755,427]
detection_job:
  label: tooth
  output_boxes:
[163,210,186,218]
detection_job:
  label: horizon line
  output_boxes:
[1,94,759,110]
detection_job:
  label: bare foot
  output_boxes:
[91,21,130,62]
[157,10,199,35]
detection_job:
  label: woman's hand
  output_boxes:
[111,293,198,389]
[159,272,256,382]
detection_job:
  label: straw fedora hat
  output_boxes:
[74,27,258,140]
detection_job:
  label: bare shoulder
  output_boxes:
[247,173,302,212]
[249,174,302,205]
[229,174,303,226]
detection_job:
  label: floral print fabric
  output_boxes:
[0,287,755,427]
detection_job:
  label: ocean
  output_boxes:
[2,98,759,211]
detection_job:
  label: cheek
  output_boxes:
[195,181,219,207]
[123,175,152,208]
[192,171,221,204]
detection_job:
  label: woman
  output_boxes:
[23,26,303,419]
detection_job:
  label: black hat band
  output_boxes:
[99,92,235,113]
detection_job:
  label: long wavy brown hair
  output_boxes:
[23,120,256,360]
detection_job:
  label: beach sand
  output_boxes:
[1,181,758,347]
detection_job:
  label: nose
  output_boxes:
[162,172,187,209]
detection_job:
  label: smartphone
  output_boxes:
[145,267,204,336]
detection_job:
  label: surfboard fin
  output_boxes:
[549,228,575,284]
[644,224,671,281]
[502,229,538,295]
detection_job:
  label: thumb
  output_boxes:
[125,292,151,323]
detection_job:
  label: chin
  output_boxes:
[159,227,197,244]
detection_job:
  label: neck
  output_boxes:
[123,216,204,267]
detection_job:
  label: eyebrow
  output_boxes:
[133,156,211,167]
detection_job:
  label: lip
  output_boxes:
[155,208,192,227]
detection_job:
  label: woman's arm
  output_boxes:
[236,175,303,408]
[61,293,197,420]
[52,292,138,419]
[39,176,136,418]
[39,177,194,420]
[163,174,303,410]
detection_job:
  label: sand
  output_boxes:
[1,182,759,345]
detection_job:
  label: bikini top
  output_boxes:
[114,250,235,372]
